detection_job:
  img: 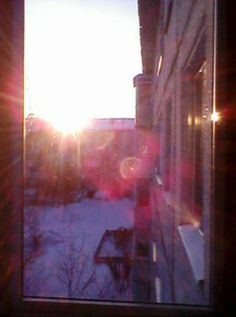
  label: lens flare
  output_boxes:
[211,111,220,122]
[120,157,141,179]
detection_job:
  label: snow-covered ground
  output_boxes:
[24,195,135,302]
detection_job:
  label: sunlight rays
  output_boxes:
[25,0,141,134]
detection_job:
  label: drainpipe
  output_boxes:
[132,73,154,301]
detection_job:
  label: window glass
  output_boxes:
[24,0,214,305]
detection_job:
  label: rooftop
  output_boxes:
[87,118,135,131]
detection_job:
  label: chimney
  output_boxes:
[133,74,153,130]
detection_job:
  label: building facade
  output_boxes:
[135,0,215,305]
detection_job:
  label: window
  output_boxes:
[154,114,164,182]
[0,0,235,316]
[181,34,206,225]
[163,102,172,191]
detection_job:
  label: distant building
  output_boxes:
[133,0,214,304]
[24,116,138,201]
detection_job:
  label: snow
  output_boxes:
[24,195,135,301]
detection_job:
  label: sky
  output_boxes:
[25,0,142,130]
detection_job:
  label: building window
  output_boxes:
[163,102,172,191]
[154,115,164,178]
[181,35,206,225]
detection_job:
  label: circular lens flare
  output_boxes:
[120,157,141,179]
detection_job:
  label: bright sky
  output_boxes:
[25,0,141,131]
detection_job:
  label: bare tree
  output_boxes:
[56,239,118,300]
[56,240,96,298]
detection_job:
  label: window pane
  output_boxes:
[24,0,214,305]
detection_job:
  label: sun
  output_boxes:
[24,0,141,125]
[50,115,90,134]
[37,108,91,135]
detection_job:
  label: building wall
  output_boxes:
[147,0,214,304]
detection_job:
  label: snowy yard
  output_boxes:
[24,195,135,302]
